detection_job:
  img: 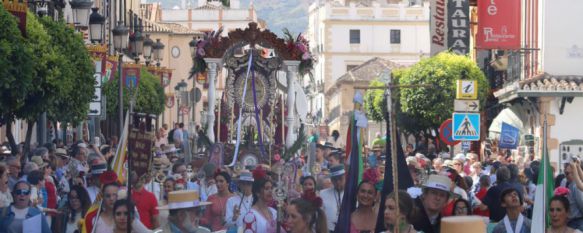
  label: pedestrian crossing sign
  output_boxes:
[452,112,480,141]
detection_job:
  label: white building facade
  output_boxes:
[306,0,430,125]
[160,0,258,34]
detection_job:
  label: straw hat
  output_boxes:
[157,190,212,210]
[31,156,48,168]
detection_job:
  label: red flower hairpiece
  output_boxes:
[214,168,221,177]
[252,167,267,181]
[301,190,323,208]
[362,168,379,185]
[99,171,118,186]
[554,187,570,197]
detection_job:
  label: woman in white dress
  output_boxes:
[242,169,282,233]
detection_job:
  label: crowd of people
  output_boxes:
[1,127,583,233]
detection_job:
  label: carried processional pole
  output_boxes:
[354,82,433,232]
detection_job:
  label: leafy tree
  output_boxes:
[398,52,489,132]
[364,79,386,122]
[40,16,94,125]
[103,68,165,116]
[0,6,35,152]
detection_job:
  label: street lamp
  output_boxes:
[175,80,188,122]
[112,21,129,137]
[31,0,50,16]
[70,0,93,28]
[143,34,153,65]
[112,21,129,52]
[129,31,144,61]
[189,36,198,57]
[152,38,165,67]
[88,8,105,43]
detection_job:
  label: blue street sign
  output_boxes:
[452,113,480,141]
[462,141,471,151]
[499,122,520,149]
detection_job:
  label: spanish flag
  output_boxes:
[112,110,130,184]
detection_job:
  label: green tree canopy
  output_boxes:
[15,12,67,123]
[40,16,94,124]
[103,68,165,116]
[398,52,489,132]
[364,79,386,122]
[0,5,34,124]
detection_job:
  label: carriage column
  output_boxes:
[204,58,222,143]
[284,60,300,148]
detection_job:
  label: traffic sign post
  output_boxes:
[454,99,479,112]
[456,80,478,99]
[452,112,481,141]
[439,119,460,146]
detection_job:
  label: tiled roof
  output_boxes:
[494,73,583,102]
[326,57,403,96]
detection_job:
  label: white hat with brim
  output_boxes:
[157,190,212,210]
[236,170,254,182]
[422,174,452,193]
[329,165,345,178]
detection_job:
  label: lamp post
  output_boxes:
[152,38,165,67]
[189,36,198,58]
[143,34,153,66]
[129,31,144,63]
[112,21,129,137]
[70,0,93,28]
[175,80,188,123]
[88,8,105,43]
[30,0,50,17]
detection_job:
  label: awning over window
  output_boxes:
[488,105,530,139]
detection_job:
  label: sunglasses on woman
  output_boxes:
[15,189,31,196]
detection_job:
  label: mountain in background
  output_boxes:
[150,0,312,36]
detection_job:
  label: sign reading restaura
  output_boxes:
[430,0,448,56]
[128,129,155,178]
[447,0,470,55]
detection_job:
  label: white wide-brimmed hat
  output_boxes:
[236,170,254,182]
[157,190,211,210]
[422,174,451,193]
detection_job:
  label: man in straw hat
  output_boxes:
[320,164,345,232]
[155,190,212,233]
[411,174,452,233]
[225,170,254,231]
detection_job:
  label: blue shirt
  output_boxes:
[0,205,51,233]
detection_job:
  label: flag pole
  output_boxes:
[386,80,400,233]
[542,113,548,230]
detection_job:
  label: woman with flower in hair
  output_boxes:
[349,169,379,233]
[201,171,235,231]
[286,190,328,233]
[242,167,285,233]
[547,193,583,233]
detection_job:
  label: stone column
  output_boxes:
[204,58,222,143]
[284,60,301,148]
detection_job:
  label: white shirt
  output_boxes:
[11,206,28,219]
[173,129,183,144]
[320,187,344,231]
[87,185,100,203]
[225,194,253,229]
